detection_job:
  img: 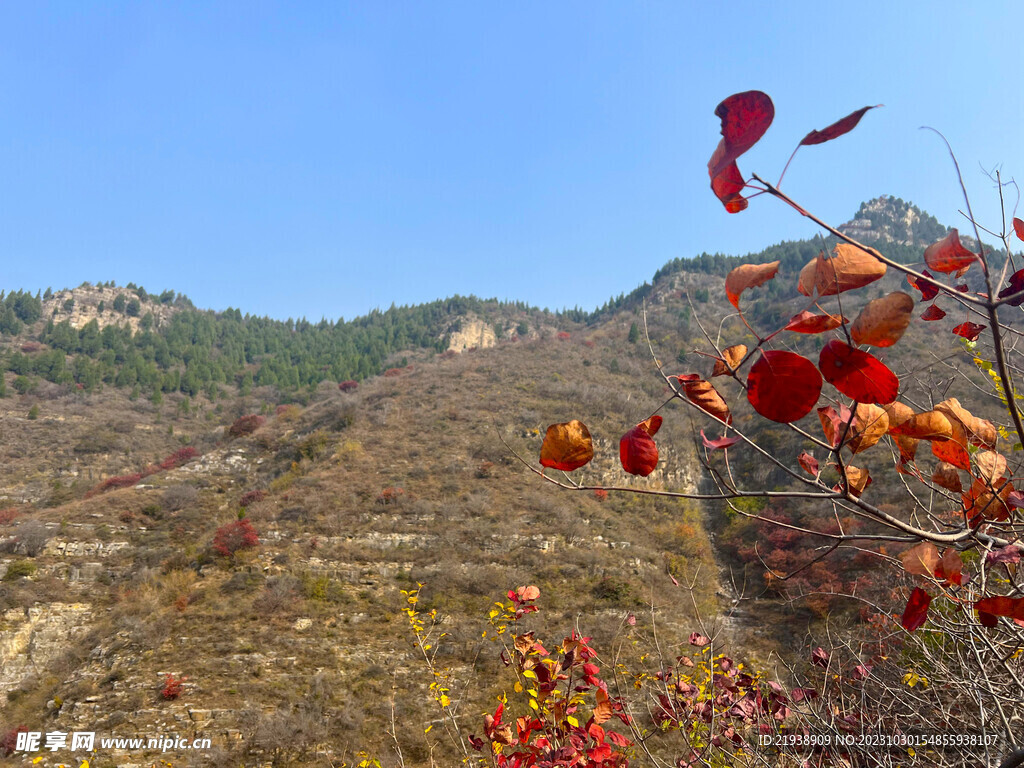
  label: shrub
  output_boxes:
[375,487,405,505]
[2,560,36,582]
[383,367,403,377]
[0,508,20,525]
[160,674,184,701]
[239,489,268,508]
[26,405,39,420]
[338,379,359,392]
[158,446,199,470]
[556,331,571,340]
[227,414,266,438]
[85,473,142,498]
[212,519,259,557]
[162,484,198,512]
[13,520,49,557]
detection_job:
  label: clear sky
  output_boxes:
[2,2,1021,321]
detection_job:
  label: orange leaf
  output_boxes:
[810,244,887,296]
[900,542,940,577]
[882,401,914,432]
[963,476,1015,525]
[894,434,920,464]
[593,688,612,725]
[935,398,997,448]
[850,292,914,347]
[540,420,594,472]
[725,262,780,309]
[712,344,747,377]
[516,585,541,601]
[784,310,846,334]
[674,374,732,425]
[839,465,871,497]
[924,229,978,274]
[889,410,953,441]
[800,105,881,146]
[746,350,822,423]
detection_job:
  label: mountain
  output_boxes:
[0,197,997,766]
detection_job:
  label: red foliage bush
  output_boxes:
[2,725,28,757]
[227,414,266,438]
[376,487,405,505]
[160,674,185,700]
[337,379,359,392]
[593,489,609,501]
[86,473,143,498]
[158,446,199,470]
[212,519,259,557]
[383,367,403,377]
[557,331,571,341]
[20,342,41,353]
[0,508,20,525]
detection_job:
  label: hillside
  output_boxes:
[0,196,1007,766]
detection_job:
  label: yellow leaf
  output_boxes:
[567,715,579,727]
[529,698,539,711]
[424,725,433,734]
[522,669,537,679]
[439,694,451,707]
[514,681,523,693]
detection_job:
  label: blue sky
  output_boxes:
[1,2,1021,320]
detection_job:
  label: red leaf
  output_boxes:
[709,91,774,178]
[800,105,881,146]
[708,91,773,214]
[920,304,946,321]
[1014,217,1024,241]
[700,429,741,450]
[607,731,632,748]
[924,229,978,274]
[798,451,819,476]
[818,340,899,404]
[620,421,659,476]
[709,153,748,213]
[811,647,829,667]
[907,270,939,301]
[689,632,710,647]
[725,261,780,309]
[746,350,823,423]
[952,322,986,341]
[998,269,1024,306]
[935,549,963,586]
[987,545,1024,565]
[784,310,845,334]
[975,596,1024,622]
[901,587,931,632]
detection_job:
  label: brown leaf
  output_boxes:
[850,292,914,347]
[924,229,978,274]
[812,244,887,296]
[796,253,823,296]
[725,262,781,309]
[817,404,852,447]
[593,688,612,725]
[712,345,747,377]
[931,462,962,493]
[894,434,920,464]
[540,420,595,472]
[798,452,819,476]
[936,549,963,586]
[900,542,940,577]
[847,403,890,454]
[674,374,732,425]
[976,451,1008,485]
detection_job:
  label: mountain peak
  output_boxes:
[837,195,947,247]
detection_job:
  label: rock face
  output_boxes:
[42,286,180,332]
[0,603,92,705]
[444,316,497,352]
[838,196,947,246]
